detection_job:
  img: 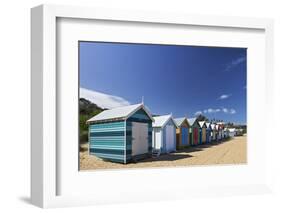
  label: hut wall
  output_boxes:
[189,128,193,145]
[202,128,206,143]
[229,132,235,137]
[162,119,176,153]
[176,121,189,148]
[153,127,162,150]
[218,130,222,140]
[126,108,152,161]
[89,121,126,163]
[193,128,199,145]
[205,129,209,143]
[212,130,217,140]
[181,127,189,146]
[176,128,181,148]
[199,128,202,145]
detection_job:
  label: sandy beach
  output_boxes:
[79,135,247,170]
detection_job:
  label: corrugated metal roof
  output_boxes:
[198,121,206,128]
[174,117,186,126]
[187,117,197,126]
[152,114,177,128]
[87,103,154,123]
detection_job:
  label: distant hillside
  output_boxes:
[80,98,105,114]
[79,98,104,143]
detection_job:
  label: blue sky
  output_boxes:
[79,41,247,124]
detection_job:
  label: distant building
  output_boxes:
[228,128,236,137]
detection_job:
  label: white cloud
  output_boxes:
[199,107,236,115]
[80,87,131,109]
[207,108,214,113]
[206,108,220,113]
[220,107,236,114]
[222,107,228,113]
[224,56,246,72]
[194,111,202,116]
[218,94,231,100]
[229,109,236,114]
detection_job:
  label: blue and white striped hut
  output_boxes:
[86,103,154,164]
[152,114,177,154]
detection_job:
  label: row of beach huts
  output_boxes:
[86,103,241,164]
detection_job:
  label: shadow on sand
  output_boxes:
[138,139,231,163]
[139,153,194,162]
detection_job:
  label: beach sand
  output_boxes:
[79,135,247,170]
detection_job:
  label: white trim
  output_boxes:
[153,115,178,128]
[174,117,189,127]
[125,104,155,122]
[124,120,126,164]
[198,121,207,128]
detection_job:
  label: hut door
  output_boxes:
[154,128,162,150]
[182,127,188,145]
[166,125,175,152]
[132,122,148,156]
[194,128,198,145]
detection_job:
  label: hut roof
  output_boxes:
[198,121,206,128]
[87,103,154,123]
[205,122,211,128]
[216,123,224,130]
[210,123,216,130]
[153,114,177,128]
[174,117,188,127]
[187,117,197,126]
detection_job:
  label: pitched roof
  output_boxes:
[174,117,187,127]
[205,122,211,128]
[210,123,216,130]
[215,123,224,130]
[215,124,219,130]
[187,117,197,126]
[152,114,177,128]
[87,103,154,123]
[198,121,206,128]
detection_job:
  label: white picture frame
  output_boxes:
[31,4,274,208]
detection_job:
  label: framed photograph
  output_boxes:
[31,4,274,208]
